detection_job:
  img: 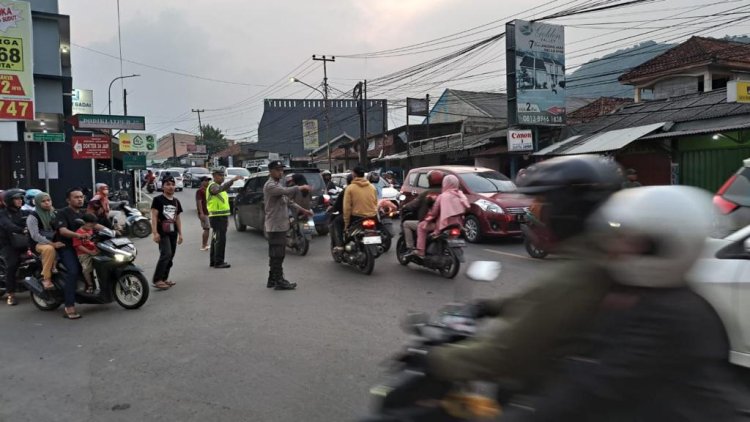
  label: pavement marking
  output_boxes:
[482,248,535,261]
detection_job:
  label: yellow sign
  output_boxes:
[0,1,33,121]
[728,80,750,103]
[119,133,157,152]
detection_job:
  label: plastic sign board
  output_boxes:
[72,89,93,114]
[71,114,146,130]
[72,134,111,159]
[302,119,319,150]
[507,129,534,152]
[727,80,750,103]
[0,1,34,121]
[119,132,156,152]
[24,131,64,142]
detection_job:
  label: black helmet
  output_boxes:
[517,155,622,241]
[4,188,25,209]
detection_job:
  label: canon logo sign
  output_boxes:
[507,129,534,152]
[510,132,533,140]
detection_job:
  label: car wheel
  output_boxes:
[234,210,247,232]
[464,215,482,243]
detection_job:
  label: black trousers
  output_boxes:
[210,216,228,265]
[267,231,286,280]
[1,246,20,294]
[330,214,345,247]
[153,232,177,283]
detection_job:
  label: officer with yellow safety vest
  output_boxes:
[207,167,243,268]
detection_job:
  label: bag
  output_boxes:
[160,220,176,234]
[11,232,29,250]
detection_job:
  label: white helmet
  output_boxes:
[588,185,713,288]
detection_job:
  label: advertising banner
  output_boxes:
[72,89,93,114]
[727,80,750,103]
[406,97,429,116]
[507,129,534,152]
[302,119,319,150]
[122,154,147,170]
[509,20,565,126]
[119,132,156,152]
[72,134,111,159]
[0,1,34,121]
[71,114,146,130]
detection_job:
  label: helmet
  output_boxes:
[368,172,380,183]
[516,155,622,242]
[25,188,42,206]
[427,170,445,188]
[4,188,25,209]
[322,170,331,177]
[95,183,109,192]
[588,186,713,288]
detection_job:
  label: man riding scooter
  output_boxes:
[401,170,443,255]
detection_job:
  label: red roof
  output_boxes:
[213,143,241,158]
[567,97,633,125]
[619,36,750,83]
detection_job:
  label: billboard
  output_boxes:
[507,20,565,126]
[119,133,156,153]
[72,134,111,159]
[727,80,750,103]
[302,119,319,150]
[72,89,93,114]
[0,1,34,121]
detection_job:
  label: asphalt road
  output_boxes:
[0,189,554,422]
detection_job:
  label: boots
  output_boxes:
[267,270,276,288]
[274,277,297,290]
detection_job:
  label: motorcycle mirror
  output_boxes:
[466,261,502,282]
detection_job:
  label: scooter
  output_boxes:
[287,213,315,256]
[146,182,155,194]
[112,201,152,239]
[0,249,35,296]
[519,211,552,259]
[395,210,466,279]
[22,227,150,311]
[330,215,386,275]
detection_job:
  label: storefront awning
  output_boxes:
[534,122,668,156]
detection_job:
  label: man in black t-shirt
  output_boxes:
[150,176,183,290]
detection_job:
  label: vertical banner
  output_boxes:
[302,119,319,150]
[507,20,565,126]
[0,1,34,121]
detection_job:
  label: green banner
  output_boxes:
[123,154,147,170]
[24,132,64,142]
[73,114,146,130]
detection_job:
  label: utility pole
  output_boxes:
[192,109,205,136]
[313,55,334,171]
[171,133,177,162]
[354,82,366,167]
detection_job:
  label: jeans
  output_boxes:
[1,246,20,294]
[153,233,177,283]
[58,247,80,307]
[209,216,228,265]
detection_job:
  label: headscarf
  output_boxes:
[90,183,110,215]
[432,175,470,231]
[34,191,56,230]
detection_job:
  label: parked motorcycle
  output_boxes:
[519,210,552,259]
[287,214,315,256]
[112,200,151,238]
[22,227,149,311]
[395,210,465,279]
[330,216,386,275]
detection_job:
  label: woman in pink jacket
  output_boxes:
[415,174,469,256]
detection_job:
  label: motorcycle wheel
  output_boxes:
[132,220,152,238]
[114,271,150,309]
[381,233,392,253]
[438,248,461,279]
[297,235,309,256]
[396,237,409,266]
[30,291,63,311]
[358,246,375,275]
[524,238,548,259]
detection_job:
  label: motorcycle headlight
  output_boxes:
[474,199,504,214]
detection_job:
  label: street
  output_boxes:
[0,189,550,422]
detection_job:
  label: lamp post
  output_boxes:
[291,77,331,171]
[107,74,140,186]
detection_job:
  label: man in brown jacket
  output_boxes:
[343,166,378,230]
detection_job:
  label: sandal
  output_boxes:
[165,280,176,286]
[85,286,95,294]
[63,308,81,319]
[42,280,56,291]
[152,281,170,290]
[6,295,17,306]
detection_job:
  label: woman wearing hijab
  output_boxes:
[87,183,113,229]
[415,174,470,257]
[26,192,65,290]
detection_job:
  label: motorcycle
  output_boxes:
[362,261,504,422]
[21,227,150,311]
[519,210,552,259]
[0,249,35,296]
[146,181,155,194]
[395,209,466,279]
[287,213,315,256]
[330,215,386,275]
[378,201,400,253]
[112,200,152,239]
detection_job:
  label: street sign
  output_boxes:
[119,132,156,152]
[123,154,147,170]
[70,114,146,130]
[189,153,208,160]
[0,1,35,121]
[24,131,64,142]
[72,134,111,159]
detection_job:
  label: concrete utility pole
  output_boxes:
[313,55,334,171]
[192,109,205,135]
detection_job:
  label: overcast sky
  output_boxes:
[59,0,750,141]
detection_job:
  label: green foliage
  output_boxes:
[196,124,229,155]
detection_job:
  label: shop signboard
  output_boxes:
[71,114,146,130]
[302,119,319,150]
[72,89,94,114]
[123,154,147,170]
[507,129,534,152]
[0,1,35,121]
[119,132,156,152]
[727,80,750,103]
[72,134,111,159]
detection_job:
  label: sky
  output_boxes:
[59,0,750,141]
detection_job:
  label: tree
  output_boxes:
[196,124,229,155]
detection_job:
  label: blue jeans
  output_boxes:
[58,248,80,307]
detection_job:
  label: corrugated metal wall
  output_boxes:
[679,148,750,192]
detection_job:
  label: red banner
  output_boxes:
[0,99,32,120]
[72,134,111,159]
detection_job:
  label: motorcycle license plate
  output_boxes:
[363,236,382,245]
[447,239,465,247]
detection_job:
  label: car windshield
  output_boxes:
[227,168,250,177]
[189,167,209,174]
[459,171,517,193]
[163,171,181,178]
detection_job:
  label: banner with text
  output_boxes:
[507,129,534,152]
[302,119,319,150]
[72,134,111,159]
[0,1,35,121]
[119,132,157,152]
[72,88,93,114]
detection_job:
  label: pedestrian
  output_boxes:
[150,176,183,290]
[622,168,642,188]
[263,160,311,290]
[73,213,99,294]
[206,167,242,269]
[195,176,211,251]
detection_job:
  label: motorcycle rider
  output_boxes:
[401,170,443,254]
[421,156,623,390]
[26,191,65,291]
[0,189,27,306]
[368,172,383,200]
[414,174,469,257]
[506,186,750,421]
[343,166,378,232]
[87,183,114,229]
[322,170,336,191]
[330,173,354,250]
[22,188,42,213]
[286,173,312,215]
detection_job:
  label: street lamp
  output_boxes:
[107,74,140,186]
[108,74,140,115]
[291,77,331,171]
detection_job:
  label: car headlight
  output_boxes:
[474,199,504,214]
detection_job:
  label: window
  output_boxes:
[226,168,250,177]
[416,173,430,188]
[459,171,517,193]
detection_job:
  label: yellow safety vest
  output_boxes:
[206,181,230,217]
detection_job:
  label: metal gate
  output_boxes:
[679,147,750,192]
